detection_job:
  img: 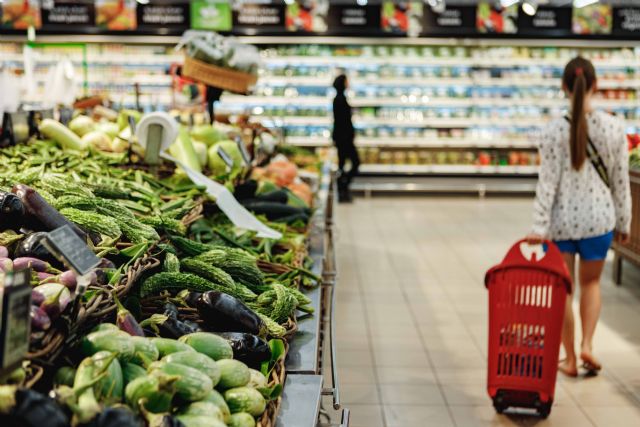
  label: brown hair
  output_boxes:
[562,57,596,170]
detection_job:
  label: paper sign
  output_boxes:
[0,269,31,374]
[44,225,101,276]
[161,152,282,239]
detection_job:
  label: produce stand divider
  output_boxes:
[613,169,640,285]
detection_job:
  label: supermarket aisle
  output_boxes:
[331,197,640,427]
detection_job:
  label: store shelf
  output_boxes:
[275,375,323,427]
[285,136,536,149]
[352,175,538,194]
[359,164,539,175]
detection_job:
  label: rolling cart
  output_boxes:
[485,240,572,418]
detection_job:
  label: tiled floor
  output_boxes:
[327,197,640,427]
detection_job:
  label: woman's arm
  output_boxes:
[610,119,632,237]
[531,127,563,238]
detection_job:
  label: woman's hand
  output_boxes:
[525,234,546,244]
[615,231,631,245]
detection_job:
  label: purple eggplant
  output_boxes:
[0,257,12,273]
[0,191,25,230]
[57,270,78,290]
[0,246,8,258]
[14,231,61,267]
[31,289,46,306]
[98,258,116,269]
[33,283,70,318]
[114,294,145,337]
[36,272,54,282]
[13,257,60,274]
[12,184,86,239]
[31,305,51,330]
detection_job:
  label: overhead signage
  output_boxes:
[422,6,476,36]
[191,0,231,31]
[327,4,381,33]
[42,0,94,27]
[95,0,137,31]
[381,1,423,37]
[572,3,612,35]
[137,1,188,29]
[233,2,285,31]
[518,6,572,37]
[476,2,518,34]
[1,0,42,30]
[613,7,640,35]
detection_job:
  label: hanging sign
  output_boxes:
[327,4,381,33]
[233,2,286,31]
[476,2,518,34]
[137,1,188,29]
[381,1,424,36]
[285,0,328,32]
[1,0,42,29]
[613,7,640,35]
[42,0,94,27]
[518,6,572,37]
[95,0,137,31]
[572,3,612,35]
[422,5,476,36]
[191,0,231,31]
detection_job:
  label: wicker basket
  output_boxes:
[256,342,288,427]
[183,56,257,94]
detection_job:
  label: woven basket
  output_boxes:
[256,341,288,427]
[183,56,257,94]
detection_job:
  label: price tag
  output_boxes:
[217,146,234,170]
[0,269,31,375]
[236,138,252,166]
[43,225,100,276]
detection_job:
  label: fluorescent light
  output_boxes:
[427,0,446,14]
[574,0,598,8]
[136,0,149,4]
[356,0,368,5]
[501,0,520,7]
[522,0,537,16]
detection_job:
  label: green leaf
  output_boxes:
[119,242,149,258]
[257,384,283,401]
[261,339,285,377]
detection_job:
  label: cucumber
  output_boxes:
[176,415,227,427]
[73,357,102,424]
[131,336,160,367]
[91,351,124,405]
[216,359,250,390]
[247,369,268,389]
[229,412,256,427]
[179,332,233,361]
[124,373,177,413]
[162,351,221,386]
[149,362,212,402]
[81,330,135,362]
[151,337,195,358]
[202,390,231,423]
[224,387,266,416]
[123,363,147,385]
[53,366,76,387]
[92,323,120,333]
[178,401,224,421]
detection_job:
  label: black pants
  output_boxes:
[336,140,360,193]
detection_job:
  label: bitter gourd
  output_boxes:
[195,248,264,289]
[140,215,187,236]
[60,207,122,239]
[180,258,236,289]
[163,253,181,273]
[140,272,230,298]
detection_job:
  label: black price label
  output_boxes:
[236,139,251,165]
[217,146,234,169]
[0,269,31,372]
[44,225,100,276]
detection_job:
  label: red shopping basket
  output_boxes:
[484,239,571,418]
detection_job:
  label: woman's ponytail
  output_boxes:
[562,57,596,171]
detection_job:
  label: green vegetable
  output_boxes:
[140,215,187,236]
[68,115,96,137]
[180,258,236,289]
[91,351,123,405]
[60,207,122,239]
[149,362,213,402]
[179,332,234,361]
[257,313,286,338]
[176,415,227,427]
[178,401,224,421]
[247,369,268,389]
[216,359,250,390]
[130,336,160,367]
[40,118,86,151]
[72,356,103,424]
[54,366,77,387]
[81,330,135,362]
[122,363,147,385]
[208,140,244,178]
[92,323,120,333]
[124,373,177,413]
[202,390,231,423]
[170,235,216,256]
[224,386,266,416]
[229,412,256,427]
[151,338,195,358]
[163,252,181,273]
[163,351,221,386]
[190,124,225,146]
[172,127,202,172]
[193,140,208,168]
[140,272,231,298]
[195,248,263,289]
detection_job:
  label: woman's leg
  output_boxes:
[560,252,578,376]
[578,258,606,370]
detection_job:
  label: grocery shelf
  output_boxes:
[359,164,539,175]
[285,136,536,149]
[275,375,323,427]
[352,175,537,195]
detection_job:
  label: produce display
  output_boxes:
[0,106,323,427]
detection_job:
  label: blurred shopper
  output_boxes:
[332,74,360,203]
[527,57,631,377]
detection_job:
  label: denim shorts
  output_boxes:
[554,231,614,261]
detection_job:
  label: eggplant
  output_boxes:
[0,191,25,230]
[82,407,143,427]
[30,306,51,331]
[114,295,145,337]
[157,315,201,339]
[31,289,45,306]
[240,200,306,221]
[11,184,86,239]
[195,291,265,335]
[163,303,179,320]
[0,258,12,273]
[13,257,60,274]
[0,387,69,427]
[216,332,271,369]
[0,246,8,258]
[14,232,61,267]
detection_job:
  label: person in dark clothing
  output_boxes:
[332,74,360,203]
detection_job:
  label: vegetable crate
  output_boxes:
[484,240,571,418]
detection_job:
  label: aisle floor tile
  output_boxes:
[383,405,455,427]
[379,384,446,405]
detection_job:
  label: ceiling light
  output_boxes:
[522,0,537,16]
[427,0,446,14]
[500,0,520,7]
[356,0,368,5]
[136,0,149,4]
[284,0,294,5]
[574,0,599,8]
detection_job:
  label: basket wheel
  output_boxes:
[492,394,507,414]
[534,398,552,419]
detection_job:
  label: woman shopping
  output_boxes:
[527,57,632,377]
[332,74,360,203]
